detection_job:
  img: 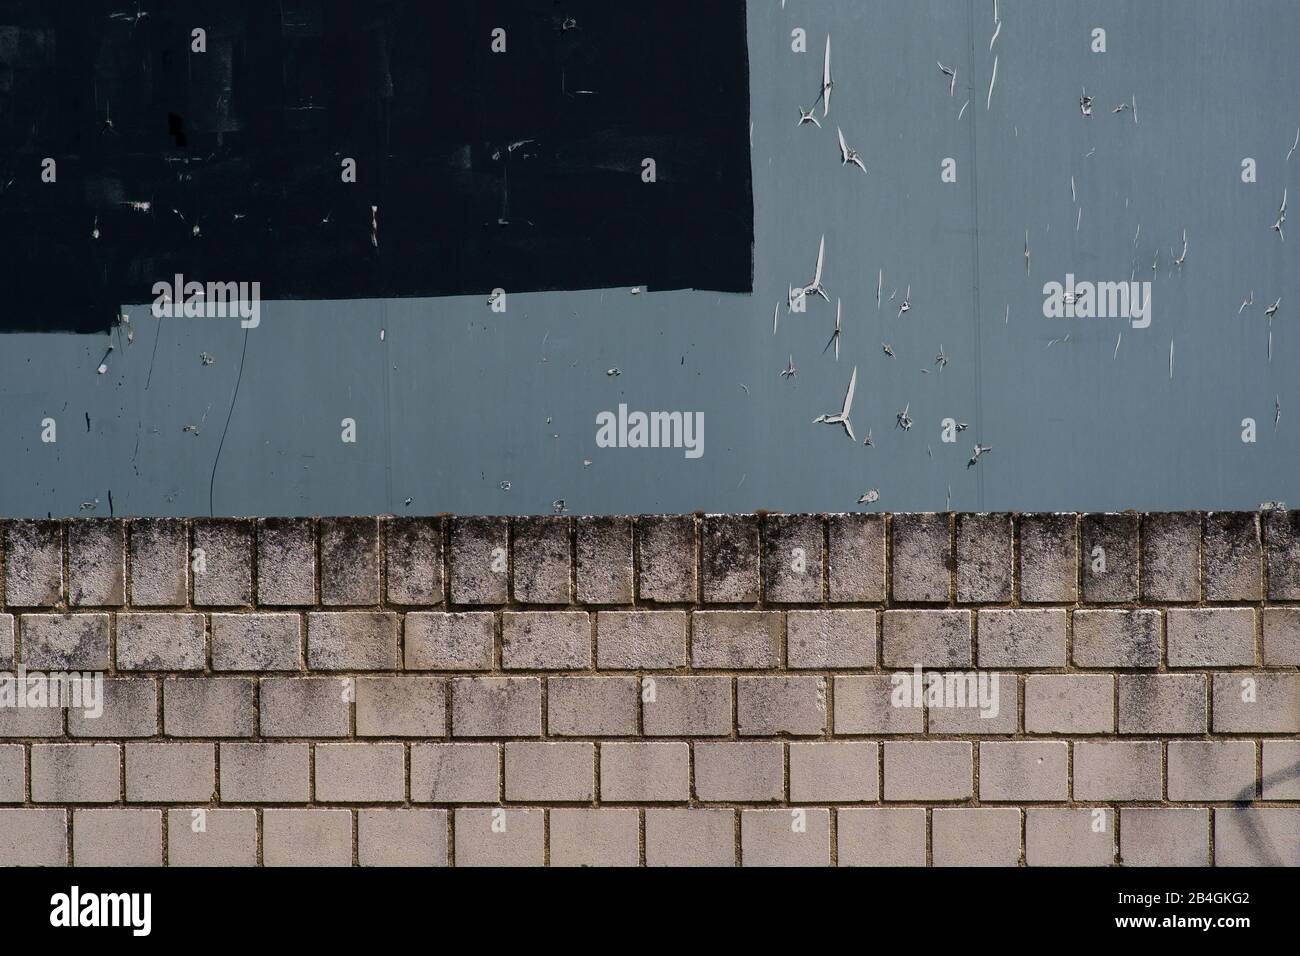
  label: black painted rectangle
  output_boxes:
[0,0,753,332]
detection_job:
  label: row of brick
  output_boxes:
[5,739,1299,805]
[2,672,1297,738]
[4,512,1299,609]
[1,805,1294,866]
[4,607,1299,672]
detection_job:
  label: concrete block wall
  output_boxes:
[0,512,1297,866]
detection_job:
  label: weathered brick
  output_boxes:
[827,513,886,602]
[547,677,637,736]
[359,809,448,867]
[3,520,61,607]
[1263,607,1300,665]
[1211,672,1299,732]
[891,513,951,602]
[790,741,877,802]
[833,675,924,734]
[1072,741,1161,801]
[192,519,253,606]
[575,516,633,604]
[20,613,110,670]
[256,518,316,606]
[645,809,735,867]
[511,516,571,604]
[702,514,760,602]
[67,519,125,607]
[501,611,590,669]
[211,613,302,671]
[320,516,380,605]
[838,808,926,867]
[1119,809,1208,866]
[956,513,1013,603]
[1167,607,1255,667]
[642,676,732,737]
[1081,513,1138,603]
[787,609,875,669]
[31,743,119,803]
[404,612,494,670]
[263,809,352,866]
[691,611,781,668]
[315,743,405,802]
[741,808,830,867]
[384,517,443,605]
[595,611,687,669]
[1215,809,1300,866]
[447,515,506,606]
[1204,512,1261,600]
[163,677,255,737]
[454,808,543,867]
[1141,512,1200,601]
[219,743,310,802]
[932,808,1020,866]
[411,743,499,803]
[0,699,62,737]
[259,677,350,737]
[128,518,188,606]
[694,741,783,801]
[1071,609,1160,668]
[0,808,67,865]
[356,676,445,737]
[125,742,216,802]
[73,808,161,866]
[926,671,1018,734]
[1262,741,1300,799]
[117,612,206,670]
[737,676,826,736]
[1167,741,1255,801]
[0,744,24,803]
[167,808,257,866]
[1019,513,1077,603]
[882,610,971,668]
[1025,675,1114,734]
[600,742,689,802]
[637,516,697,602]
[550,808,639,867]
[451,677,542,737]
[504,741,594,801]
[0,615,11,669]
[978,741,1067,801]
[977,609,1067,667]
[1025,809,1114,866]
[884,741,972,801]
[1263,509,1300,599]
[68,678,157,738]
[307,611,399,670]
[764,514,823,602]
[1118,674,1206,734]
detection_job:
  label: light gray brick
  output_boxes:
[1167,741,1256,801]
[833,675,924,734]
[827,513,886,602]
[0,615,10,669]
[0,699,62,737]
[315,743,405,802]
[642,677,732,737]
[384,517,443,605]
[451,677,542,737]
[1167,607,1255,667]
[320,517,380,605]
[550,809,639,867]
[1025,675,1114,733]
[192,519,253,606]
[504,741,594,801]
[787,609,875,669]
[702,514,760,603]
[1141,512,1200,601]
[411,743,499,803]
[882,610,971,668]
[956,513,1013,603]
[128,518,188,606]
[512,517,571,604]
[125,742,215,802]
[31,743,119,803]
[1071,609,1161,668]
[891,513,951,602]
[257,518,316,606]
[645,809,735,867]
[454,808,543,867]
[978,741,1068,801]
[932,808,1020,866]
[1264,509,1300,599]
[764,514,823,602]
[1263,607,1300,665]
[694,741,783,801]
[1081,513,1138,602]
[1120,809,1208,866]
[637,516,697,603]
[1118,674,1206,734]
[501,611,590,669]
[359,809,448,867]
[167,808,257,866]
[576,517,633,605]
[211,613,302,671]
[163,677,256,738]
[600,742,690,802]
[737,676,826,736]
[741,808,830,867]
[547,677,637,736]
[1204,512,1262,601]
[596,611,687,669]
[259,677,350,737]
[838,808,926,867]
[307,611,399,670]
[1215,809,1300,866]
[67,678,157,738]
[691,611,781,668]
[1026,809,1114,866]
[884,741,972,801]
[73,809,161,866]
[1263,741,1300,799]
[790,741,877,802]
[263,809,352,867]
[0,745,24,803]
[219,743,310,803]
[977,609,1067,667]
[1211,672,1300,732]
[926,672,1018,734]
[0,808,66,865]
[404,612,494,670]
[67,519,125,607]
[20,613,110,670]
[1019,513,1077,603]
[3,520,62,607]
[117,612,206,670]
[1072,741,1161,801]
[356,676,445,737]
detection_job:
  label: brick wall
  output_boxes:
[0,512,1297,867]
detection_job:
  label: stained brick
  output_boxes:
[827,513,886,602]
[68,519,125,607]
[320,517,380,605]
[691,611,781,669]
[702,514,760,603]
[1019,513,1077,603]
[511,517,571,604]
[891,513,950,602]
[3,520,62,607]
[595,611,687,669]
[501,611,590,669]
[1081,513,1138,603]
[637,516,697,603]
[764,514,823,603]
[575,517,633,604]
[192,519,253,606]
[404,612,494,670]
[956,513,1013,603]
[384,517,444,606]
[257,519,316,606]
[786,609,875,669]
[882,610,971,668]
